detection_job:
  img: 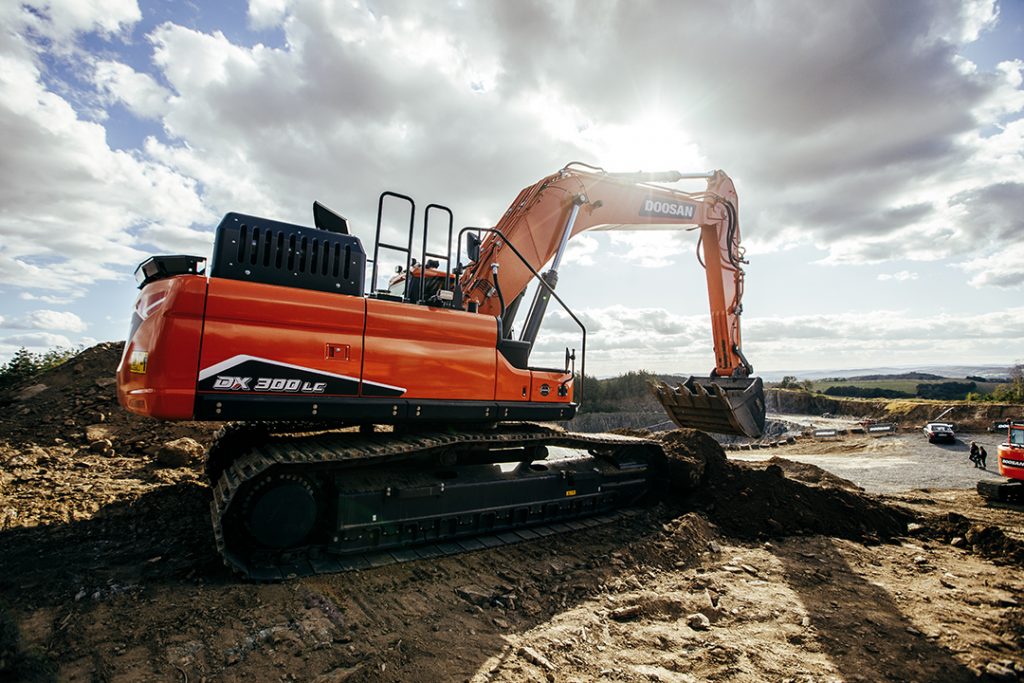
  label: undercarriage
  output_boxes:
[207,423,666,579]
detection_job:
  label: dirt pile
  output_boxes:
[0,341,218,453]
[920,512,1024,566]
[762,455,864,492]
[646,430,913,543]
[0,343,218,535]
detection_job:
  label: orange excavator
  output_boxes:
[977,421,1024,502]
[118,162,764,577]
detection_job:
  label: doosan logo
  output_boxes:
[640,199,697,219]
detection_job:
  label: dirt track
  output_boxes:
[730,432,1007,494]
[1,345,1023,682]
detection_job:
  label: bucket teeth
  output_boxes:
[653,376,766,438]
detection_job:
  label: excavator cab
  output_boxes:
[387,262,457,303]
[654,376,765,438]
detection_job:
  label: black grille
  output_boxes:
[210,212,365,296]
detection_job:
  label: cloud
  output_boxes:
[878,271,919,282]
[562,234,598,267]
[0,332,73,349]
[10,0,139,43]
[532,305,1024,375]
[949,181,1024,244]
[0,0,1022,310]
[960,246,1024,288]
[19,291,84,304]
[0,2,211,293]
[142,0,1021,279]
[248,0,290,30]
[1,309,88,333]
[607,233,689,268]
[92,60,172,119]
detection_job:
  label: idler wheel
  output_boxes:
[242,473,318,549]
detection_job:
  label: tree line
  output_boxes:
[0,346,81,391]
[775,364,1024,403]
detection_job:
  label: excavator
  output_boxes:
[117,162,765,578]
[977,421,1024,502]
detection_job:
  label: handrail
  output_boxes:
[418,204,454,303]
[370,191,416,295]
[455,226,587,404]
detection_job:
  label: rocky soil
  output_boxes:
[0,345,1022,682]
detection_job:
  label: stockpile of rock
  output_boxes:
[0,342,217,461]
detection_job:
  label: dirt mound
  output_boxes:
[922,512,1024,566]
[655,428,728,491]
[655,433,912,542]
[762,455,864,491]
[0,342,218,455]
[0,343,218,537]
[608,429,911,543]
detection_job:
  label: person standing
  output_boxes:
[969,441,980,467]
[979,446,987,469]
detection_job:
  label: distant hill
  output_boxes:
[846,372,944,381]
[755,364,1013,382]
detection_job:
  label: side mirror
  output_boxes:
[466,232,481,263]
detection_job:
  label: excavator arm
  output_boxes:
[458,162,765,437]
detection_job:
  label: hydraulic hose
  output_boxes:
[491,263,507,329]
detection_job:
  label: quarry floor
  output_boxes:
[730,429,1009,495]
[1,429,1021,683]
[1,347,1021,683]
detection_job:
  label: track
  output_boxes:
[208,423,665,579]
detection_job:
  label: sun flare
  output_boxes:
[582,110,708,174]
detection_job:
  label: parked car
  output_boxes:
[923,422,956,444]
[988,420,1012,433]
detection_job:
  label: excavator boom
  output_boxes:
[458,163,764,437]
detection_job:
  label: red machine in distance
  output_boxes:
[117,163,765,577]
[978,421,1024,502]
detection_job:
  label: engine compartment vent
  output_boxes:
[210,212,365,296]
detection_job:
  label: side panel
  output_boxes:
[363,299,497,400]
[117,275,206,419]
[530,369,574,403]
[197,278,366,407]
[495,354,531,401]
[998,443,1024,480]
[494,358,574,404]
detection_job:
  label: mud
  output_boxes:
[0,346,1022,682]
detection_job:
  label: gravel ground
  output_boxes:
[2,350,1022,681]
[729,430,1009,494]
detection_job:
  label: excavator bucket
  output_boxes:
[653,376,766,438]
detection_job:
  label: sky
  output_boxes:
[0,0,1022,378]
